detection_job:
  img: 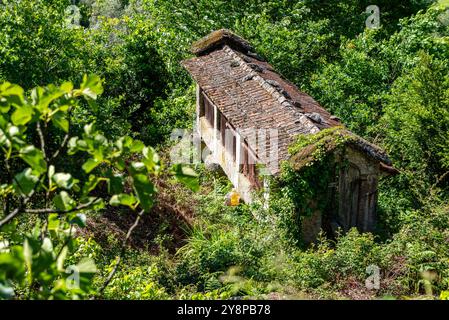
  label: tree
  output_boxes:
[0,0,90,88]
[381,53,449,200]
[0,75,198,299]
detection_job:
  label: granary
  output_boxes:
[182,29,397,241]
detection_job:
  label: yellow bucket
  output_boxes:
[229,189,240,206]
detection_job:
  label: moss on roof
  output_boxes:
[289,126,393,171]
[191,29,254,56]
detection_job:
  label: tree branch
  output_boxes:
[55,225,73,261]
[50,132,70,161]
[24,197,100,214]
[1,196,99,228]
[51,110,71,161]
[430,170,449,192]
[0,195,31,228]
[0,174,45,227]
[37,121,47,161]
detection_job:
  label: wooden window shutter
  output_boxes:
[232,134,236,162]
[220,114,226,143]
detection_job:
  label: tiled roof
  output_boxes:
[182,29,392,174]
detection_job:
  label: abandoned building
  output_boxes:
[182,29,397,241]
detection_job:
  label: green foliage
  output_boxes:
[170,164,199,192]
[86,14,171,138]
[0,227,97,299]
[0,0,172,143]
[158,176,281,297]
[0,0,89,88]
[310,30,390,134]
[310,6,449,136]
[0,77,197,299]
[236,11,334,89]
[284,201,449,297]
[381,53,449,193]
[101,263,169,300]
[374,53,449,233]
[148,85,196,144]
[379,201,449,296]
[271,127,351,245]
[292,230,380,289]
[441,290,449,300]
[176,224,262,286]
[1,0,449,301]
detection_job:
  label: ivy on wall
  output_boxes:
[270,127,353,246]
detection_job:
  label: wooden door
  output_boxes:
[338,164,361,232]
[357,176,378,232]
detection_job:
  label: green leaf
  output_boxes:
[93,133,107,148]
[0,104,10,114]
[0,246,25,279]
[115,136,129,152]
[0,114,7,127]
[69,213,87,228]
[142,146,160,172]
[131,162,146,173]
[13,168,39,196]
[31,85,65,112]
[19,146,47,175]
[75,258,97,274]
[60,81,73,93]
[52,172,77,190]
[23,239,32,281]
[51,110,69,132]
[41,237,53,253]
[132,174,156,212]
[0,82,24,96]
[56,246,68,272]
[79,74,103,101]
[67,137,78,153]
[11,105,34,126]
[91,198,105,210]
[0,124,24,149]
[84,123,95,136]
[0,82,24,108]
[47,213,60,231]
[171,164,199,192]
[109,194,137,208]
[130,140,145,152]
[82,158,101,173]
[87,99,99,112]
[53,191,76,211]
[79,197,104,211]
[114,158,126,171]
[82,175,101,195]
[0,129,8,147]
[107,172,124,194]
[0,240,9,252]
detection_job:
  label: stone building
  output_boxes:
[182,29,397,240]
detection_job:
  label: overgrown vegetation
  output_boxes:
[1,0,449,300]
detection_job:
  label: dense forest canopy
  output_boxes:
[1,0,449,300]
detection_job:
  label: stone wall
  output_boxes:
[301,146,382,244]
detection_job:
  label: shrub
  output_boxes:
[101,263,169,300]
[379,202,449,296]
[293,230,380,289]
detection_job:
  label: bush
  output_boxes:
[379,202,449,296]
[293,230,380,289]
[175,224,265,289]
[101,263,169,300]
[290,201,449,298]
